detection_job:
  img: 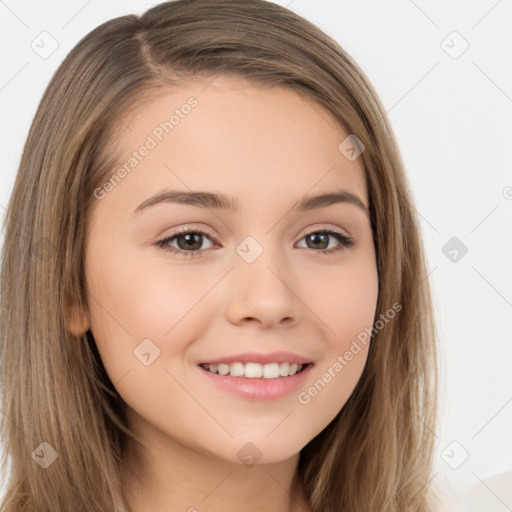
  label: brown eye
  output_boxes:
[156,228,215,259]
[297,229,354,254]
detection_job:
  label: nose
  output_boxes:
[224,245,302,328]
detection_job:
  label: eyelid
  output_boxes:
[301,223,351,238]
[158,222,353,241]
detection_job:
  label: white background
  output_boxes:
[1,1,511,510]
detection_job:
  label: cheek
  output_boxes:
[296,255,378,420]
[85,245,212,369]
[310,252,379,348]
[84,249,203,427]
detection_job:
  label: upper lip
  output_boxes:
[198,351,313,366]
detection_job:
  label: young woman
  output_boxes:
[0,1,438,510]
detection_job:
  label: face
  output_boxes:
[76,76,378,466]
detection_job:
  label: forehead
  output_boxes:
[102,76,368,214]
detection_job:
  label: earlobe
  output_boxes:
[64,306,90,337]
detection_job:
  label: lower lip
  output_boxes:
[197,363,314,400]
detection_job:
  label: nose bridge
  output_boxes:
[235,232,288,287]
[225,232,300,325]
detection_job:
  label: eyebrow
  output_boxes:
[133,188,369,216]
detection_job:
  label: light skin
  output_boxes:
[68,76,379,512]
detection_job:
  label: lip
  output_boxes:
[197,350,313,366]
[197,362,314,400]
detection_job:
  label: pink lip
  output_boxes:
[197,362,314,400]
[197,350,313,366]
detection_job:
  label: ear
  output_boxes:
[64,305,90,337]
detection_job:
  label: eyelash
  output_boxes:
[155,226,354,259]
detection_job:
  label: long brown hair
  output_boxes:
[0,1,439,510]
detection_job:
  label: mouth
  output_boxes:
[199,361,312,379]
[197,360,314,400]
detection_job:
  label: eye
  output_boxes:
[155,226,354,259]
[155,227,216,259]
[296,227,354,255]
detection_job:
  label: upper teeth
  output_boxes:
[202,362,304,379]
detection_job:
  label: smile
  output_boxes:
[201,361,309,379]
[197,362,314,400]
